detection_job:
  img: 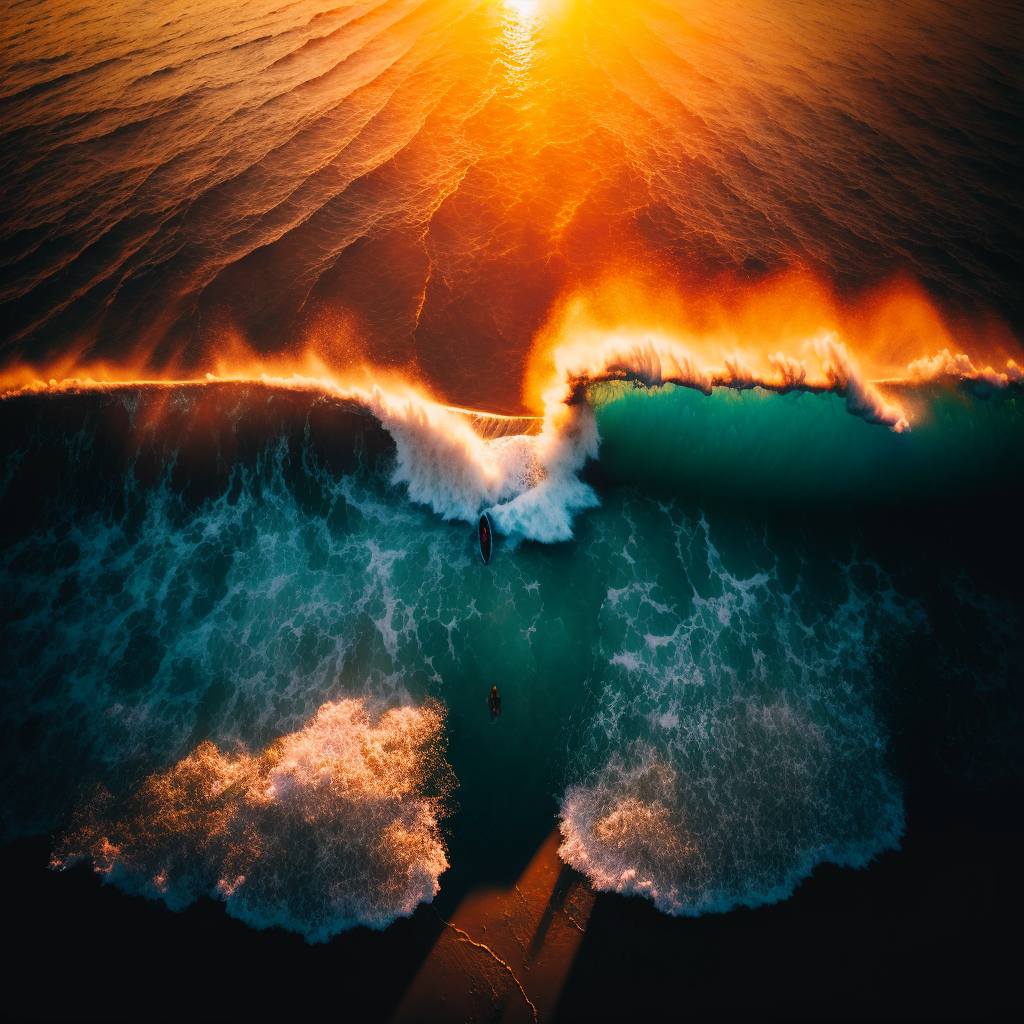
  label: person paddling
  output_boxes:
[479,512,493,564]
[488,685,501,721]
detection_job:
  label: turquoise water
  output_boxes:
[591,380,1024,503]
[2,381,1019,939]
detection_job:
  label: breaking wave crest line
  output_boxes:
[6,324,1019,546]
[2,371,595,544]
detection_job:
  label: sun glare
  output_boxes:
[504,0,541,19]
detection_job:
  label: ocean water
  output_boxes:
[2,0,1023,947]
[2,377,1020,940]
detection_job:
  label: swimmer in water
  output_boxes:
[479,513,492,564]
[488,685,501,721]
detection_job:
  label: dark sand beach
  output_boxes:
[5,774,1020,1021]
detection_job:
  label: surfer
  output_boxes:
[488,685,501,721]
[479,512,493,565]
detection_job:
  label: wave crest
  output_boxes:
[548,330,911,432]
[907,349,1021,388]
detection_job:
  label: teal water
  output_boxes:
[591,380,1024,503]
[1,381,1021,939]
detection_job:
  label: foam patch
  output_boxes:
[53,698,455,941]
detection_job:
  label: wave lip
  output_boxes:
[908,349,1022,388]
[51,698,456,942]
[555,331,912,432]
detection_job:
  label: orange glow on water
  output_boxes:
[3,2,1021,419]
[52,698,456,938]
[2,0,1020,422]
[3,267,1020,439]
[523,271,1023,428]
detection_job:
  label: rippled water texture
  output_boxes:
[2,1,1022,407]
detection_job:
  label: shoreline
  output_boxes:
[4,778,1019,1022]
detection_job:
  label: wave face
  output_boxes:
[589,378,1024,504]
[2,1,1022,410]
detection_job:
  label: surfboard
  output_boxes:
[478,511,493,565]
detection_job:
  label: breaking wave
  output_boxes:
[556,330,914,432]
[5,330,1022,546]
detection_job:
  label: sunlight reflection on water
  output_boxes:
[502,0,541,88]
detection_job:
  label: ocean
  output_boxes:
[2,1,1022,1019]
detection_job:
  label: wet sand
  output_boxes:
[394,830,594,1023]
[4,777,1019,1021]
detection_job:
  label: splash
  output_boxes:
[3,270,1021,539]
[52,698,455,942]
[524,274,1024,434]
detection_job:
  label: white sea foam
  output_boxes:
[558,506,910,914]
[307,380,599,543]
[907,348,1013,388]
[365,388,544,523]
[486,403,600,543]
[53,698,454,941]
